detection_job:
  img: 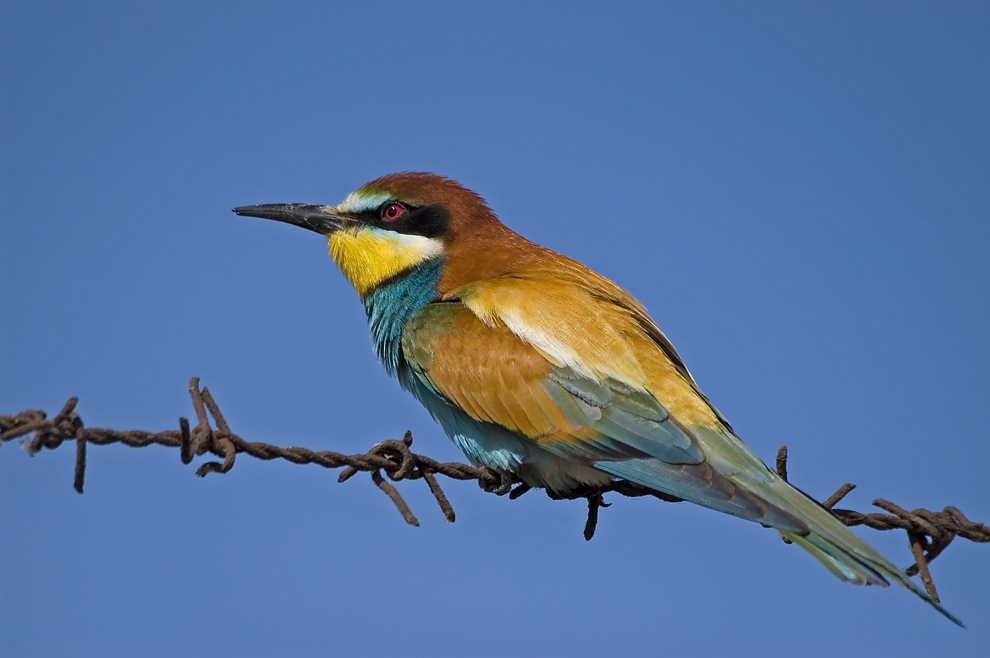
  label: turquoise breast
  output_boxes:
[362,257,444,374]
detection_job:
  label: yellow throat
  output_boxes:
[328,226,444,296]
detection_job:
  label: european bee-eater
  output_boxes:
[235,172,961,625]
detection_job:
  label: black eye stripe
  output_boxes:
[371,204,450,238]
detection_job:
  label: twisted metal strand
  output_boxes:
[1,379,510,525]
[2,379,986,604]
[770,447,988,602]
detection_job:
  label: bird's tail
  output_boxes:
[767,479,964,627]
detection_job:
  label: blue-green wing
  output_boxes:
[400,302,807,531]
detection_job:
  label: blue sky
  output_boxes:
[2,2,988,656]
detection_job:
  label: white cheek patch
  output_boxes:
[383,229,445,259]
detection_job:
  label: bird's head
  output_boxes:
[235,172,530,298]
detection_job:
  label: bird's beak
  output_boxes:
[232,203,349,235]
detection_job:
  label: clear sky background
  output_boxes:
[2,2,988,656]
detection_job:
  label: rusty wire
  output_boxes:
[2,378,986,603]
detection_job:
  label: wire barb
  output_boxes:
[2,379,986,604]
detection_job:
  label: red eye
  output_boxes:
[382,203,404,221]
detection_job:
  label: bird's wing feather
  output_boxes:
[451,274,781,479]
[402,302,696,461]
[401,299,807,531]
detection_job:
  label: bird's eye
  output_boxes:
[382,203,405,221]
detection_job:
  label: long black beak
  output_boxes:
[233,203,348,235]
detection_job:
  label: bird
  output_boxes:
[234,172,962,626]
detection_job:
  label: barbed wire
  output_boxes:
[2,378,986,604]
